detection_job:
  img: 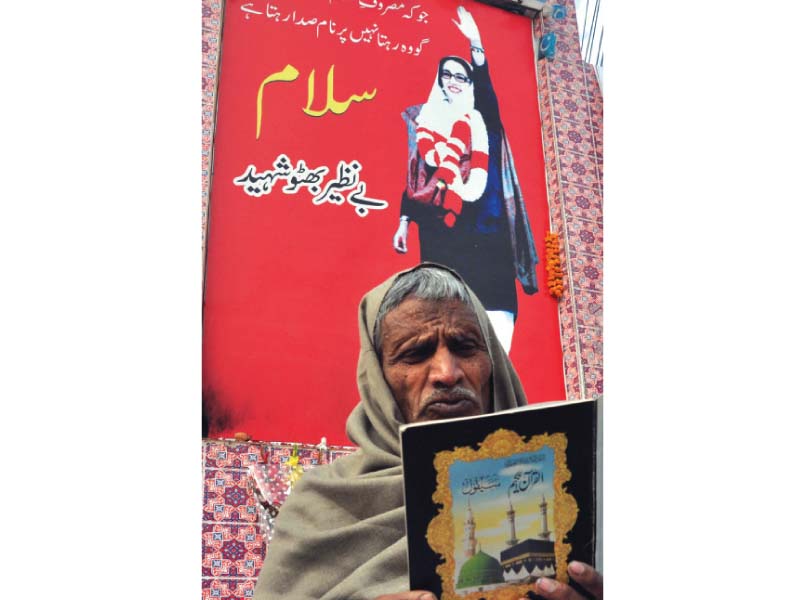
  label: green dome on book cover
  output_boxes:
[456,550,505,588]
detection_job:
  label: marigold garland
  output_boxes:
[544,231,564,298]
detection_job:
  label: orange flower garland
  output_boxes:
[544,231,564,298]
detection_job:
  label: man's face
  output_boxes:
[379,296,492,423]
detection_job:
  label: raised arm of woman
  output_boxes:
[452,6,485,67]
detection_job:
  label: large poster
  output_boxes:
[203,0,566,445]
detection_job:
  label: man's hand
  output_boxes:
[529,561,603,600]
[392,219,409,253]
[374,592,436,600]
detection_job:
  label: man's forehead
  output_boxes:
[382,296,482,335]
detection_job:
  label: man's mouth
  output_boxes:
[420,389,480,419]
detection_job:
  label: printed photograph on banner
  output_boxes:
[203,0,564,444]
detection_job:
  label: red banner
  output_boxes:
[203,0,565,444]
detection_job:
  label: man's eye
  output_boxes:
[401,349,427,363]
[450,338,482,356]
[399,343,435,363]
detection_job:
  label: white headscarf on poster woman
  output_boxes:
[414,55,489,204]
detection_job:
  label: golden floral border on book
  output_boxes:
[428,429,578,600]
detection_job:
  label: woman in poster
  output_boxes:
[393,6,538,353]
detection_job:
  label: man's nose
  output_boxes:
[429,346,463,387]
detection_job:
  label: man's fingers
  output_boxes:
[567,561,602,599]
[534,577,583,600]
[534,563,603,600]
[373,591,436,600]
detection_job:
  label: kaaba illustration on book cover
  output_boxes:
[400,399,597,600]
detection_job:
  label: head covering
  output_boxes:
[414,57,489,207]
[416,56,476,141]
[253,263,528,600]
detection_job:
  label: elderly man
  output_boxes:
[254,264,601,600]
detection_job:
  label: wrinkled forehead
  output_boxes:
[381,296,484,344]
[442,59,468,77]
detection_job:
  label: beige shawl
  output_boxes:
[253,264,529,600]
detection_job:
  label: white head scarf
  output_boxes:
[417,56,476,139]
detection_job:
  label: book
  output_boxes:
[400,399,598,600]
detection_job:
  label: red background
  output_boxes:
[203,0,565,445]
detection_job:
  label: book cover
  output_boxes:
[400,399,598,600]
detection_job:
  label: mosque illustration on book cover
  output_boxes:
[450,446,556,593]
[426,429,579,600]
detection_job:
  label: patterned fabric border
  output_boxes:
[201,0,223,266]
[535,2,603,400]
[201,440,356,599]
